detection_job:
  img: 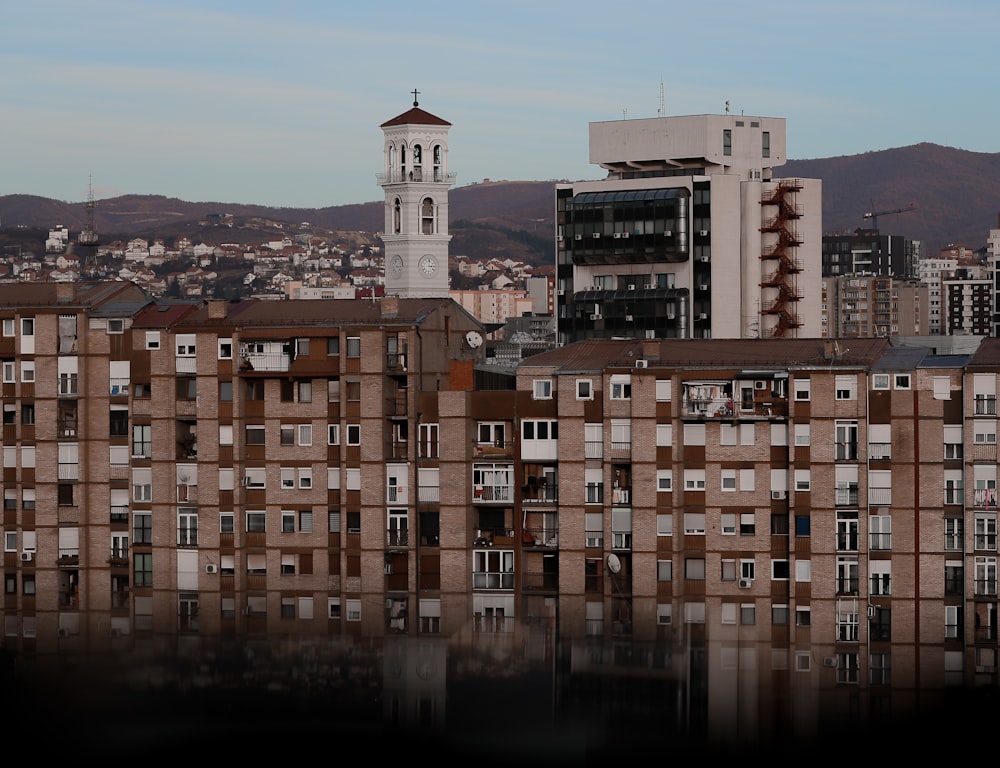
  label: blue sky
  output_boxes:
[3,1,997,209]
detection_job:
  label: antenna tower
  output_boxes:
[79,176,99,247]
[658,81,665,117]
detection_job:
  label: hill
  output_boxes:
[1,144,997,261]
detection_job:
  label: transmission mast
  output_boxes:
[78,175,99,273]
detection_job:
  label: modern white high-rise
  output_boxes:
[378,94,455,298]
[556,112,823,343]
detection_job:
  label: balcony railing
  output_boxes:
[585,440,603,460]
[975,579,998,597]
[386,529,409,547]
[473,484,513,502]
[472,572,515,590]
[610,441,631,461]
[868,443,891,461]
[522,527,558,547]
[110,505,129,524]
[836,484,859,506]
[975,488,999,509]
[868,487,891,506]
[474,528,514,547]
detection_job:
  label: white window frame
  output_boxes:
[655,379,672,402]
[576,379,593,400]
[533,379,553,400]
[656,470,672,492]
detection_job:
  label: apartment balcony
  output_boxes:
[868,443,891,461]
[585,440,603,460]
[472,572,515,590]
[521,527,558,548]
[472,483,513,503]
[107,548,129,568]
[612,487,631,505]
[110,377,130,396]
[110,505,129,525]
[386,528,409,548]
[610,441,631,461]
[975,580,998,597]
[974,488,998,510]
[836,484,859,506]
[868,487,892,506]
[110,462,129,481]
[474,528,515,547]
[473,439,514,459]
[521,482,558,504]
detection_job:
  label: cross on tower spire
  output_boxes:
[412,88,420,107]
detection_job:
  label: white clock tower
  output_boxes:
[379,91,454,298]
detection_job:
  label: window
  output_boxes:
[346,424,361,446]
[247,512,266,532]
[795,560,811,582]
[870,560,891,596]
[945,517,963,550]
[281,512,296,533]
[298,381,312,403]
[2,319,12,337]
[721,469,737,491]
[246,425,265,445]
[685,558,706,579]
[870,514,891,550]
[684,469,706,491]
[656,424,672,447]
[133,512,152,545]
[220,512,234,533]
[872,373,890,390]
[327,337,340,356]
[894,374,911,390]
[177,509,198,547]
[794,469,811,492]
[346,337,361,358]
[771,559,790,580]
[722,128,732,156]
[683,512,706,535]
[245,380,264,401]
[175,334,196,357]
[346,599,361,621]
[298,424,312,446]
[132,425,151,458]
[656,470,672,492]
[533,379,552,399]
[218,338,233,359]
[794,424,810,446]
[721,513,736,535]
[657,560,672,581]
[975,513,997,551]
[721,559,737,581]
[576,379,593,400]
[610,375,631,400]
[656,513,672,536]
[740,559,755,580]
[794,379,810,401]
[328,424,340,445]
[419,423,439,458]
[280,424,295,446]
[655,379,672,401]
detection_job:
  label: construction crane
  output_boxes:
[862,200,917,230]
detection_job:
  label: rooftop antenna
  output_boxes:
[658,80,665,117]
[622,107,628,120]
[79,175,99,272]
[725,100,730,115]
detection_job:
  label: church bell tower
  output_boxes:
[378,91,454,298]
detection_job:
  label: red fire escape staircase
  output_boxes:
[759,181,805,337]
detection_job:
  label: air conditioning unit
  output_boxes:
[622,232,630,238]
[635,360,648,369]
[664,230,673,236]
[556,289,565,296]
[699,229,709,236]
[590,313,602,321]
[738,578,752,589]
[698,313,708,320]
[556,235,564,241]
[19,551,32,562]
[755,380,767,389]
[575,234,583,241]
[614,233,622,239]
[625,315,634,321]
[205,563,218,574]
[823,656,839,668]
[771,490,787,500]
[627,284,636,290]
[592,232,601,239]
[699,255,710,262]
[698,284,709,291]
[867,605,877,619]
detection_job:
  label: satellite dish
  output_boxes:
[509,331,532,345]
[607,553,621,574]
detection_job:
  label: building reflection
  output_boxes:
[6,600,987,759]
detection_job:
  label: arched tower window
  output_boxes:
[421,197,436,235]
[393,198,402,234]
[388,146,397,182]
[412,144,422,181]
[433,145,443,181]
[400,145,407,180]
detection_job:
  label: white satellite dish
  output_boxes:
[607,553,621,574]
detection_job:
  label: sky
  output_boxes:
[3,0,998,210]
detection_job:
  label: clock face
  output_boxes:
[465,330,483,349]
[389,255,403,276]
[419,255,437,277]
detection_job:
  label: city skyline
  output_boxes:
[4,0,998,209]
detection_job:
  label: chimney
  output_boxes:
[207,299,228,320]
[381,295,399,317]
[56,282,76,303]
[641,339,660,361]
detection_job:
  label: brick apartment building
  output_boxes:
[4,279,1000,744]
